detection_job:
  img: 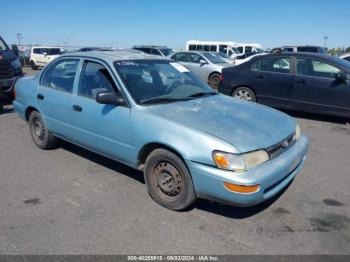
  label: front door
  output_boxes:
[293,57,350,116]
[36,58,80,139]
[70,59,133,162]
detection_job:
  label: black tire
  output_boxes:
[232,86,256,102]
[144,148,196,210]
[30,61,38,70]
[208,73,221,89]
[28,111,57,149]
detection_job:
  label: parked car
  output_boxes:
[212,52,235,64]
[78,47,114,52]
[271,46,326,54]
[169,51,232,88]
[132,45,174,57]
[13,50,308,210]
[219,52,350,118]
[30,47,64,69]
[339,53,350,62]
[233,52,267,65]
[0,36,22,101]
[19,50,30,66]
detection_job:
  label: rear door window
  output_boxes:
[171,53,189,62]
[41,59,79,93]
[252,57,291,74]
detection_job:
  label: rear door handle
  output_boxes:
[37,94,44,100]
[72,105,82,112]
[255,74,264,79]
[296,79,307,85]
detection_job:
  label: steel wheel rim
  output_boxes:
[235,90,252,101]
[32,117,45,141]
[153,161,183,200]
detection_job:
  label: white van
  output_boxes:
[186,40,263,58]
[30,47,64,69]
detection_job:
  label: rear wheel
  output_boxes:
[144,149,196,210]
[208,73,221,89]
[232,86,256,102]
[29,111,57,149]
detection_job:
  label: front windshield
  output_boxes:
[0,38,8,51]
[114,60,215,104]
[202,52,227,64]
[47,48,64,55]
[215,52,229,59]
[159,48,174,56]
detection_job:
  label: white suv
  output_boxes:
[30,47,64,69]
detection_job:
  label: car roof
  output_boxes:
[60,49,169,62]
[262,52,331,59]
[133,45,168,49]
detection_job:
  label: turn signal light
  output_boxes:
[223,182,260,194]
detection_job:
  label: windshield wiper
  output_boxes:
[140,96,191,105]
[186,92,217,98]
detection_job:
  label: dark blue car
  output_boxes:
[219,53,350,118]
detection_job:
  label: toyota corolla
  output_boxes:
[13,50,308,210]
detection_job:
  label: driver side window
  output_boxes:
[189,53,203,64]
[78,61,117,99]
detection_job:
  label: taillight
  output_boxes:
[219,74,224,82]
[13,85,16,100]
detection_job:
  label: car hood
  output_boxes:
[147,94,296,152]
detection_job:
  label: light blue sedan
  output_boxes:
[13,50,308,210]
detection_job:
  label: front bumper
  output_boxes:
[188,135,309,206]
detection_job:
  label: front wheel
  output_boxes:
[232,86,256,102]
[208,73,221,89]
[29,111,57,149]
[144,149,196,210]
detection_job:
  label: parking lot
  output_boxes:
[0,67,349,255]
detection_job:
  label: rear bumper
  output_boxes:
[187,135,309,206]
[0,76,21,95]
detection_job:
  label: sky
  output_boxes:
[1,0,349,49]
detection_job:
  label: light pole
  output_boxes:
[16,33,22,47]
[323,36,328,49]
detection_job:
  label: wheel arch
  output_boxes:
[25,106,39,121]
[208,71,221,81]
[137,142,187,170]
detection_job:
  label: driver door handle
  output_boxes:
[37,94,44,100]
[296,79,307,85]
[255,74,264,79]
[72,105,82,112]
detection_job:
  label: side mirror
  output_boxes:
[335,71,347,82]
[11,45,19,56]
[199,59,208,64]
[96,91,125,106]
[43,52,48,56]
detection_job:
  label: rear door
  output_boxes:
[37,58,80,139]
[293,57,350,116]
[70,59,132,162]
[249,55,294,108]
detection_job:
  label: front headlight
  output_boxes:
[213,150,269,172]
[295,124,301,140]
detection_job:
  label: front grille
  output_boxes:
[267,133,296,159]
[0,65,13,79]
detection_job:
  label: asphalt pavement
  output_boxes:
[0,67,349,255]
